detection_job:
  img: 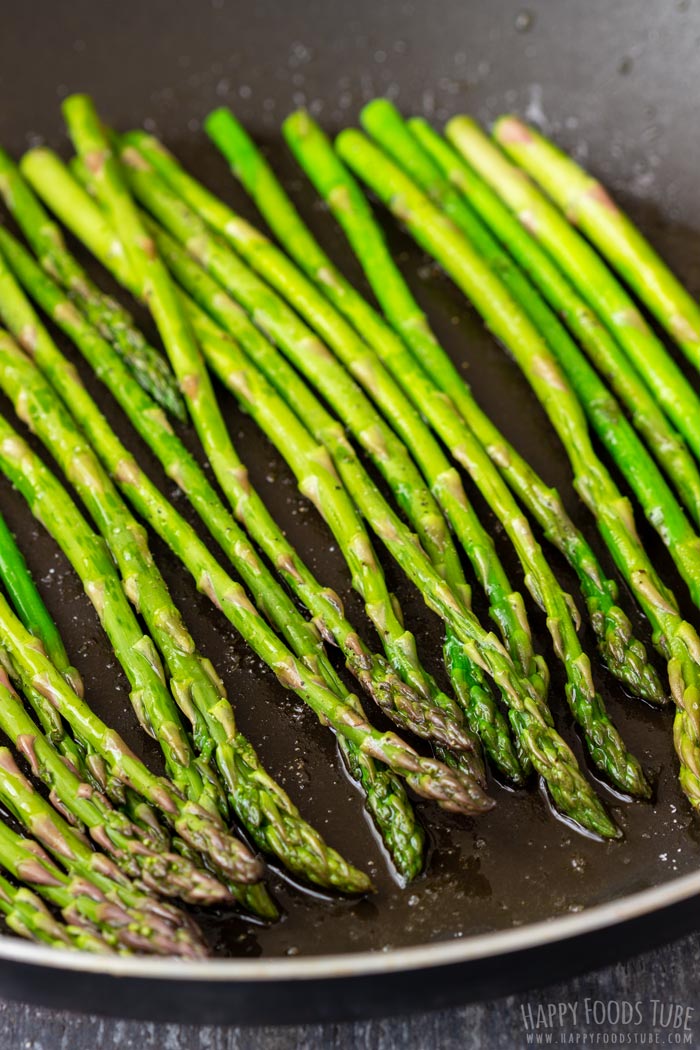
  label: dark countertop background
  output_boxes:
[2,933,699,1047]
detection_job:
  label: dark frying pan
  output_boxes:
[1,0,700,1025]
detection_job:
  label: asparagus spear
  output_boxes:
[0,716,197,956]
[201,111,549,747]
[426,119,700,613]
[0,658,229,905]
[21,143,617,838]
[0,365,232,902]
[0,228,426,883]
[440,116,700,474]
[190,313,623,833]
[398,127,669,692]
[335,126,700,810]
[0,867,112,952]
[0,228,281,908]
[182,286,514,785]
[0,409,197,828]
[0,727,205,956]
[223,106,648,798]
[123,126,545,762]
[138,214,498,787]
[280,111,662,709]
[0,147,185,421]
[173,267,622,830]
[139,217,498,787]
[488,117,700,373]
[32,201,478,764]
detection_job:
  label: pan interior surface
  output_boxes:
[0,0,699,973]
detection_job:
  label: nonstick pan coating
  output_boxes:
[0,0,700,1024]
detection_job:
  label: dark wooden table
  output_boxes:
[1,933,698,1049]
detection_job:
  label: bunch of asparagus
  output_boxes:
[329,102,700,807]
[39,113,616,837]
[0,88,696,954]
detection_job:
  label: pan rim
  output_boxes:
[0,865,698,982]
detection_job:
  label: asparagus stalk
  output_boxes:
[23,184,493,814]
[141,221,497,789]
[397,126,665,692]
[427,119,700,613]
[83,168,510,789]
[335,126,700,810]
[440,116,700,474]
[488,117,700,373]
[0,867,112,952]
[0,147,185,422]
[21,142,617,838]
[0,725,205,956]
[281,111,662,709]
[63,150,619,830]
[405,144,684,612]
[56,146,496,782]
[0,228,426,883]
[0,659,229,905]
[190,315,623,834]
[124,126,543,764]
[228,106,648,798]
[182,287,512,785]
[96,137,520,784]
